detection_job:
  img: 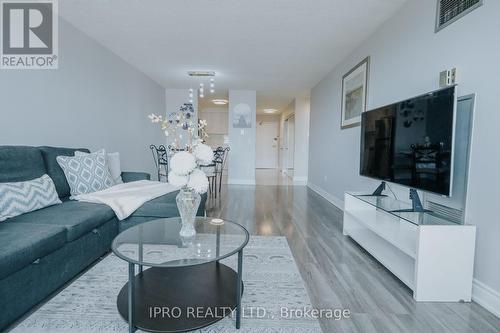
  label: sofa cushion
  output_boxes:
[8,201,115,241]
[0,146,47,182]
[130,191,180,218]
[0,223,67,280]
[38,146,90,198]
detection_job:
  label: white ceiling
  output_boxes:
[59,0,407,113]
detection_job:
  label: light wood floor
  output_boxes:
[255,168,294,186]
[205,184,500,333]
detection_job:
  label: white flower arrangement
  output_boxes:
[149,106,213,194]
[168,148,212,194]
[168,147,212,194]
[170,151,196,176]
[193,143,214,165]
[167,171,188,187]
[187,169,209,194]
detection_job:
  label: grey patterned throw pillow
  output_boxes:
[56,152,115,197]
[0,174,61,222]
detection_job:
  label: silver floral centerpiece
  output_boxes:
[149,104,213,239]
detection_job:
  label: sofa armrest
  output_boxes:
[121,171,151,183]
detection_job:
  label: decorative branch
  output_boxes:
[148,103,208,153]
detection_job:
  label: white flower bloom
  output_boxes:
[148,114,163,123]
[168,171,188,187]
[187,169,209,194]
[193,143,214,165]
[170,151,196,176]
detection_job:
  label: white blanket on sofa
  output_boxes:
[73,180,178,220]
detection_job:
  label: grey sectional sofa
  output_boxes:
[0,146,206,331]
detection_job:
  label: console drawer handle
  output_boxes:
[32,259,41,265]
[92,229,100,235]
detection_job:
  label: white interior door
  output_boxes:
[256,121,279,168]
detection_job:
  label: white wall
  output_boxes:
[165,89,198,116]
[257,114,280,123]
[0,18,165,177]
[293,94,310,184]
[228,90,256,185]
[308,0,500,315]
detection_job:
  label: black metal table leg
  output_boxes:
[214,174,218,199]
[219,172,223,194]
[128,262,136,333]
[139,226,143,274]
[236,249,243,329]
[216,226,220,258]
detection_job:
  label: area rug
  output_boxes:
[11,236,322,333]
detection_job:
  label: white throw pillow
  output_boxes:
[0,174,61,222]
[75,149,123,184]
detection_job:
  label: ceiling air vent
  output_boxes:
[436,0,483,32]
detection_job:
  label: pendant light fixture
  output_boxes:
[187,71,216,101]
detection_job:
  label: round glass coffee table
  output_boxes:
[112,217,249,333]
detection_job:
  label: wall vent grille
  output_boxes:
[436,0,483,32]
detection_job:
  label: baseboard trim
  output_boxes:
[472,279,500,318]
[227,178,256,185]
[293,177,308,185]
[307,182,344,211]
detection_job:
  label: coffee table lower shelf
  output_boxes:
[117,262,243,333]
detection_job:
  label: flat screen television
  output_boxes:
[360,86,456,196]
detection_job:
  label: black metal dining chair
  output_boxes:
[200,153,217,197]
[199,146,229,198]
[150,144,169,182]
[203,164,217,196]
[213,147,230,196]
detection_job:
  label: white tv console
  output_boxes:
[343,192,476,302]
